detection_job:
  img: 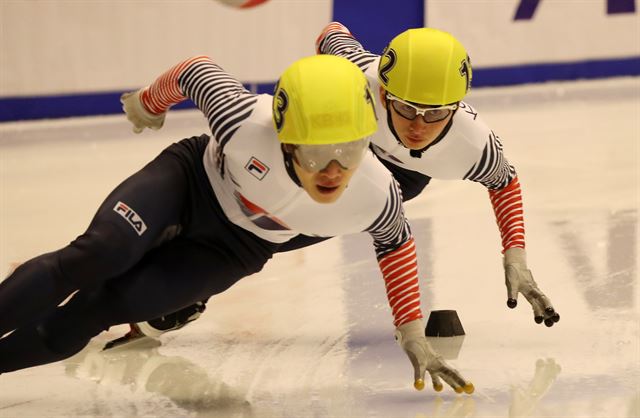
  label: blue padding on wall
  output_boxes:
[0,91,195,123]
[0,59,638,122]
[0,82,276,123]
[473,56,640,87]
[332,0,424,55]
[0,91,122,122]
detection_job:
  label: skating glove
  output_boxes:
[504,248,560,326]
[395,319,474,394]
[120,88,166,133]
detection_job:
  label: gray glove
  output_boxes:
[504,247,560,326]
[120,88,166,133]
[395,319,474,394]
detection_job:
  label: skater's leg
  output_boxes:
[0,236,270,373]
[0,150,188,336]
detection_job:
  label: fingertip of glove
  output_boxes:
[534,315,544,324]
[454,386,463,394]
[413,379,425,391]
[507,299,517,309]
[463,383,475,394]
[433,383,443,392]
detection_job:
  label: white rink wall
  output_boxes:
[1,0,638,98]
[1,0,638,124]
[0,0,332,96]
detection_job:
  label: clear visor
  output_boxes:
[386,93,458,123]
[291,137,370,172]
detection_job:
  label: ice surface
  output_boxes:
[0,77,638,418]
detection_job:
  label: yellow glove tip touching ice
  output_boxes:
[454,383,474,394]
[414,379,473,394]
[397,319,474,395]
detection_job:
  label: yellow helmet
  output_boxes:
[273,55,378,145]
[378,28,472,105]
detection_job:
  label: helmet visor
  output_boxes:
[292,137,370,172]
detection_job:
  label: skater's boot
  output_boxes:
[103,300,207,350]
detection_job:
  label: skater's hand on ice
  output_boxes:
[504,248,560,327]
[121,88,166,134]
[395,319,474,394]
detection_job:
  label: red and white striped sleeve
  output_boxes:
[489,176,525,252]
[463,131,525,253]
[139,56,211,115]
[378,238,423,327]
[367,181,423,327]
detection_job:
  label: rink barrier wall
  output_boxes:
[2,0,638,122]
[1,57,638,122]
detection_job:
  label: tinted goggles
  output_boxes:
[386,93,458,123]
[288,137,370,172]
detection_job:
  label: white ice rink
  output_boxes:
[0,78,638,418]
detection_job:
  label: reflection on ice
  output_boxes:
[509,358,561,418]
[64,340,253,418]
[426,336,466,360]
[414,396,476,418]
[551,209,637,310]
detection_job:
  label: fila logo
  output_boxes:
[113,201,147,236]
[245,157,269,180]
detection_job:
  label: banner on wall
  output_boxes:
[1,0,639,121]
[425,0,639,84]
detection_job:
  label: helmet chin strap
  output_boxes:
[281,144,302,187]
[385,97,411,149]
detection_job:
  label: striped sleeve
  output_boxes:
[463,132,525,252]
[140,56,210,115]
[367,181,422,326]
[139,56,258,145]
[489,177,526,252]
[315,22,379,73]
[463,131,516,190]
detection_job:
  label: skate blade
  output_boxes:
[102,334,161,351]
